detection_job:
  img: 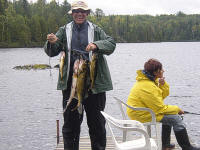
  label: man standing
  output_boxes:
[44,0,116,150]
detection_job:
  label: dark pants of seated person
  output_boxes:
[162,124,175,149]
[161,114,200,150]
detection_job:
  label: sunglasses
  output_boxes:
[72,9,88,13]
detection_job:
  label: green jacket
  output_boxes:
[44,21,116,94]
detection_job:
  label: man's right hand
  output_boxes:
[47,33,58,44]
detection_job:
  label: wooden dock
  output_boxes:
[55,136,181,150]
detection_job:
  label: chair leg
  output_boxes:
[147,125,151,137]
[155,124,162,150]
[122,130,127,142]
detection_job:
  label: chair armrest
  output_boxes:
[114,97,157,124]
[101,111,146,131]
[106,115,151,146]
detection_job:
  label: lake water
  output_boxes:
[0,42,200,150]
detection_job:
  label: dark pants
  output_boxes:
[62,85,106,150]
[162,124,172,147]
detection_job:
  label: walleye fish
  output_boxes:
[60,52,65,80]
[89,53,97,89]
[63,59,80,113]
[71,59,88,114]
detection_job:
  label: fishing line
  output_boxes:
[184,111,200,115]
[47,33,62,139]
[48,44,53,81]
[47,30,53,78]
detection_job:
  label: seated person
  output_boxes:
[126,58,199,150]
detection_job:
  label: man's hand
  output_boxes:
[47,33,58,44]
[86,43,97,51]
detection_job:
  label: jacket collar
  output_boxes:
[136,70,155,81]
[142,70,155,81]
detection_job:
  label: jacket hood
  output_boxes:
[136,70,150,81]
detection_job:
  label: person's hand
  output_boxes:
[86,43,97,51]
[60,51,65,58]
[159,77,165,85]
[178,109,184,115]
[47,33,58,44]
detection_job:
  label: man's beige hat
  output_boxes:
[68,0,90,14]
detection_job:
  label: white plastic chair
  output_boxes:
[114,97,162,150]
[101,111,158,150]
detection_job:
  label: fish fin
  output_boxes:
[77,104,83,114]
[71,105,78,112]
[71,102,83,114]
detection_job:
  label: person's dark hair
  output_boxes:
[144,59,162,75]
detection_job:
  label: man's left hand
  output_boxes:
[86,43,97,51]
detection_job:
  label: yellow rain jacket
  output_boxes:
[127,70,181,123]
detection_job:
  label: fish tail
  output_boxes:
[90,81,94,89]
[71,105,78,112]
[66,99,72,107]
[71,104,83,115]
[63,97,73,114]
[63,106,67,114]
[71,101,81,112]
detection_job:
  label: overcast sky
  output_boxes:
[65,0,200,16]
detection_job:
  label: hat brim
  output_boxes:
[68,7,90,14]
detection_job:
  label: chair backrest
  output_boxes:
[101,111,153,150]
[114,97,157,124]
[116,97,128,120]
[115,97,129,141]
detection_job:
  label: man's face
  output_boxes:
[72,9,88,24]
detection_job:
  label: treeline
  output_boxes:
[1,0,200,48]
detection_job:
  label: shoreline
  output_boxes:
[0,40,200,48]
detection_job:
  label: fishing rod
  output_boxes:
[184,111,200,115]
